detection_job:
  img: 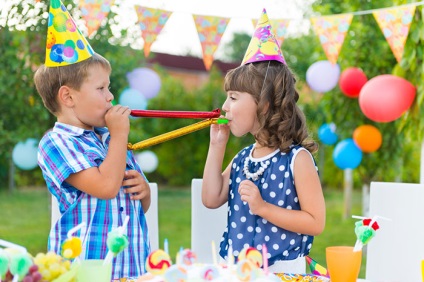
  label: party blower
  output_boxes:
[128,108,228,150]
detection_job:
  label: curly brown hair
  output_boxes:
[224,61,318,154]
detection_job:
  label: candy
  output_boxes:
[145,249,172,275]
[9,253,32,278]
[199,265,220,281]
[0,249,9,278]
[238,247,263,268]
[163,264,188,282]
[236,259,258,282]
[179,249,196,266]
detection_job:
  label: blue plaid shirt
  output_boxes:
[38,122,150,279]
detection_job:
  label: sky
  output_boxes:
[115,0,315,60]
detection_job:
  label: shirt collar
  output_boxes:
[53,122,108,137]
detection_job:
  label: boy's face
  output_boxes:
[71,65,113,129]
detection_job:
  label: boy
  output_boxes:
[34,0,151,279]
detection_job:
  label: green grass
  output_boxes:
[0,186,366,277]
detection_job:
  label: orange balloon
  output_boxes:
[353,125,382,153]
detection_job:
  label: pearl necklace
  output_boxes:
[242,152,270,181]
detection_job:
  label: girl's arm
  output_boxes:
[248,150,326,235]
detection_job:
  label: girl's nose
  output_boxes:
[222,99,229,113]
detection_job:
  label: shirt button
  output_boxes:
[119,207,124,212]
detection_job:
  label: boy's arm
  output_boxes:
[66,106,131,199]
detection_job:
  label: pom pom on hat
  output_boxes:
[45,0,94,67]
[241,8,286,66]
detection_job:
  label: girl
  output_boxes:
[202,59,326,274]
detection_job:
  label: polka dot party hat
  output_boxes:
[45,0,94,67]
[241,8,286,66]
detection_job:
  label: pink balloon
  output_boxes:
[339,67,367,98]
[359,75,416,122]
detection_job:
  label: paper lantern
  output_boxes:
[119,88,147,110]
[12,138,39,170]
[318,123,338,145]
[333,138,362,170]
[339,67,368,98]
[353,125,382,153]
[306,60,341,93]
[359,75,416,122]
[135,151,159,173]
[127,68,161,99]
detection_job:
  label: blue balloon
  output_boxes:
[318,123,338,145]
[333,138,363,169]
[118,88,147,110]
[12,138,39,170]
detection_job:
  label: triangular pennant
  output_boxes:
[135,6,172,57]
[78,0,114,37]
[45,0,94,67]
[373,5,415,63]
[311,14,353,64]
[251,18,290,47]
[193,14,230,71]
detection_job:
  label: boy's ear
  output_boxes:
[57,85,74,107]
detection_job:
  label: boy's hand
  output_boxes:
[105,105,131,138]
[122,170,150,201]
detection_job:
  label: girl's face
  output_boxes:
[71,65,114,129]
[222,91,259,137]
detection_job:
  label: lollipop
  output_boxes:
[104,216,130,265]
[238,247,263,268]
[236,259,258,282]
[61,222,86,259]
[179,249,196,266]
[145,249,172,275]
[163,264,188,282]
[9,253,33,281]
[199,265,220,281]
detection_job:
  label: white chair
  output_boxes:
[145,182,159,251]
[191,178,228,263]
[366,181,424,281]
[50,182,159,251]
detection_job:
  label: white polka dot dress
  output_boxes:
[219,144,314,266]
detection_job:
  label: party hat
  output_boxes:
[305,255,329,277]
[45,0,94,67]
[241,8,286,65]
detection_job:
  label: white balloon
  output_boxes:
[135,151,159,173]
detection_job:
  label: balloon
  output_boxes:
[318,123,338,145]
[333,139,362,170]
[359,75,416,122]
[12,138,39,170]
[127,68,161,99]
[353,125,382,153]
[135,151,159,173]
[306,60,341,93]
[339,67,368,98]
[119,88,147,110]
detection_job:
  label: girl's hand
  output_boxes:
[209,116,230,146]
[238,180,266,215]
[122,170,150,201]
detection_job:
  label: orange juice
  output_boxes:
[326,246,362,282]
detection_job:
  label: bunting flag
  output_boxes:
[252,19,290,46]
[372,5,416,63]
[193,15,230,70]
[135,6,172,57]
[79,0,114,37]
[311,14,353,64]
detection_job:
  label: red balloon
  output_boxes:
[339,67,368,98]
[359,75,416,122]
